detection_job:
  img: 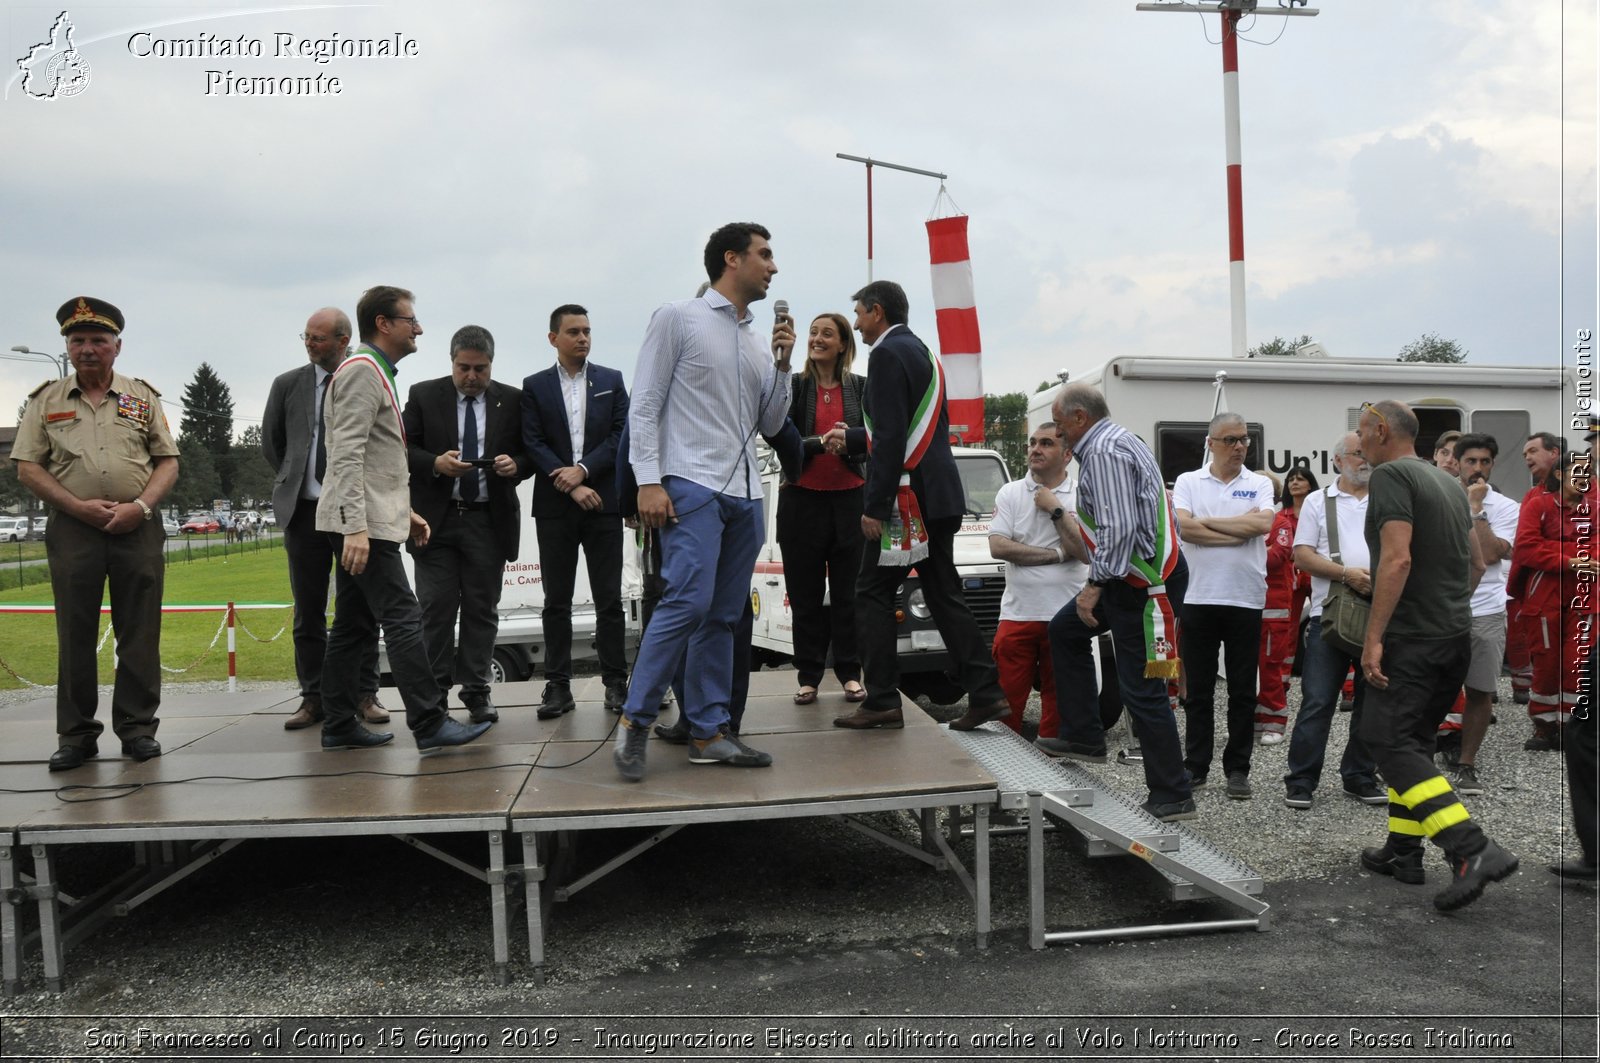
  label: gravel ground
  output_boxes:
[1,671,1593,1060]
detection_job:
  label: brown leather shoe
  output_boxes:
[284,697,323,731]
[833,706,904,729]
[358,693,391,725]
[948,701,1011,731]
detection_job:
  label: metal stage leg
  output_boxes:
[31,844,64,993]
[973,802,990,950]
[486,832,509,986]
[1,842,17,997]
[920,807,940,856]
[521,831,546,985]
[1028,792,1046,950]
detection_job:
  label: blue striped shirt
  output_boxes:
[1074,417,1171,584]
[629,289,791,499]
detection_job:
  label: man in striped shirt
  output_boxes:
[614,222,795,781]
[1047,384,1196,822]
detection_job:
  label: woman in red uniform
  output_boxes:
[1510,450,1598,751]
[1257,466,1318,743]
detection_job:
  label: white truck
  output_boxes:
[1026,354,1580,503]
[747,444,1012,703]
[386,479,642,683]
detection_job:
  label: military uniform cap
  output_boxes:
[56,296,124,335]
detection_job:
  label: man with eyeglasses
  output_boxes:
[402,325,533,726]
[314,285,492,753]
[1171,412,1276,801]
[1354,400,1514,911]
[1281,432,1384,810]
[262,307,391,731]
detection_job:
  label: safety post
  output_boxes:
[226,601,237,693]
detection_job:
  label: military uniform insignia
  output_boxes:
[116,392,152,424]
[45,410,77,423]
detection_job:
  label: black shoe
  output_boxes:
[603,683,627,714]
[654,715,691,744]
[1361,843,1425,885]
[1141,797,1197,822]
[122,736,162,762]
[536,683,575,720]
[1548,857,1599,880]
[1284,786,1313,810]
[48,742,97,772]
[463,695,498,724]
[1225,771,1253,800]
[1435,840,1519,911]
[1343,779,1388,805]
[321,725,395,750]
[416,716,492,752]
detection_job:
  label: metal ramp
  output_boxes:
[942,722,1269,948]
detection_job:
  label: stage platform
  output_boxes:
[0,675,997,993]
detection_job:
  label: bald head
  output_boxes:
[303,307,352,372]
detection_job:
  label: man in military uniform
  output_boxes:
[11,297,179,771]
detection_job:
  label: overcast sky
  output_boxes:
[1,0,1595,435]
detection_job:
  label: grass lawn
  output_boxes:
[0,543,302,690]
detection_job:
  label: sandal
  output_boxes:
[842,682,867,703]
[793,687,819,705]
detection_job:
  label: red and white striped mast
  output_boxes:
[836,153,948,282]
[1137,1,1319,358]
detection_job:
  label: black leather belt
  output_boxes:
[450,500,490,512]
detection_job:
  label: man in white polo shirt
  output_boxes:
[988,421,1087,748]
[1282,432,1384,809]
[1444,433,1519,796]
[1173,412,1276,799]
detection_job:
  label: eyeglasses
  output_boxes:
[1211,435,1250,448]
[1360,401,1387,425]
[300,333,335,343]
[383,315,421,329]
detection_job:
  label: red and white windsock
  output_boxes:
[926,213,984,445]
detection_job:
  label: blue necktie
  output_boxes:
[461,395,481,502]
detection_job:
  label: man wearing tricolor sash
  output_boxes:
[1046,384,1197,823]
[316,285,493,754]
[835,280,1009,732]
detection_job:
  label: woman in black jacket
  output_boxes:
[780,312,869,704]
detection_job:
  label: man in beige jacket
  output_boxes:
[315,285,492,752]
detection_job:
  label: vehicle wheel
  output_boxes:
[491,647,529,684]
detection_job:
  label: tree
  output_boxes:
[1249,334,1314,358]
[178,362,235,493]
[169,436,221,514]
[1397,332,1468,364]
[230,424,276,507]
[983,392,1030,478]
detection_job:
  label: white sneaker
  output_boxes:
[1258,732,1284,746]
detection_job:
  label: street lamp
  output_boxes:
[5,345,68,378]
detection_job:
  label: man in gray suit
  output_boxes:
[261,307,390,730]
[314,286,491,752]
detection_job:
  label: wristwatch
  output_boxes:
[1049,506,1065,523]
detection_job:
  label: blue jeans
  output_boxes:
[622,477,762,740]
[1283,626,1378,793]
[1049,556,1191,806]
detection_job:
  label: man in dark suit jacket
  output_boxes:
[402,325,533,723]
[261,306,389,731]
[521,304,630,718]
[834,280,1009,732]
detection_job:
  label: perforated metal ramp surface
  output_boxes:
[942,722,1265,906]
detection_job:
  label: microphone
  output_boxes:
[773,299,792,362]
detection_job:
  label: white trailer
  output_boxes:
[1027,355,1578,502]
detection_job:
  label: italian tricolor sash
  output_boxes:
[1076,489,1182,679]
[334,346,406,444]
[864,338,945,567]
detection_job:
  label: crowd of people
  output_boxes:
[12,222,1595,915]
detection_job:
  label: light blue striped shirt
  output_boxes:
[1074,417,1171,584]
[629,289,791,499]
